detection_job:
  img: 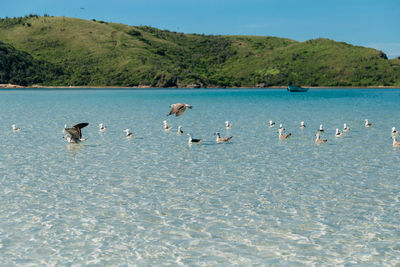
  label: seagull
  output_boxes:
[300,121,306,129]
[123,129,134,138]
[63,123,89,143]
[343,123,350,132]
[167,103,192,117]
[269,120,275,127]
[364,119,373,127]
[177,125,183,134]
[99,123,107,132]
[225,121,232,129]
[12,124,21,132]
[391,127,398,136]
[392,136,400,147]
[187,133,201,144]
[163,120,171,131]
[315,132,327,143]
[215,132,232,143]
[318,124,324,133]
[335,128,344,137]
[278,128,291,139]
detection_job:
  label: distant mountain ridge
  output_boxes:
[1,15,399,87]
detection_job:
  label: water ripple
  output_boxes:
[0,89,399,265]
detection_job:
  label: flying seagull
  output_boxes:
[168,103,192,117]
[64,123,89,143]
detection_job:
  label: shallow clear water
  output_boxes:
[0,88,399,265]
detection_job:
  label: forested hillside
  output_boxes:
[1,15,399,87]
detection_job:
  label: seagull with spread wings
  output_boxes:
[63,123,89,143]
[167,103,192,117]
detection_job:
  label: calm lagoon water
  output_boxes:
[0,88,399,265]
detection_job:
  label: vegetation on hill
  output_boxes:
[1,15,399,87]
[0,40,62,86]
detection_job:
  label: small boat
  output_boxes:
[287,85,309,92]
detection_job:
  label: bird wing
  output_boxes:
[73,123,89,129]
[72,123,89,138]
[168,103,184,116]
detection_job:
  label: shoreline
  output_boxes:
[1,84,400,89]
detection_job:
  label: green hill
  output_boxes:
[0,40,63,86]
[1,15,399,87]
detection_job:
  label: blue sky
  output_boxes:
[1,0,399,58]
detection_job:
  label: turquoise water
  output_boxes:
[0,88,399,265]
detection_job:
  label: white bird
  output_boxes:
[187,133,201,145]
[278,128,291,139]
[335,128,344,138]
[12,124,21,132]
[215,132,233,143]
[225,121,232,129]
[393,136,400,147]
[279,124,285,131]
[364,119,373,127]
[163,120,171,131]
[343,123,350,132]
[123,129,134,138]
[167,103,192,117]
[300,121,306,129]
[318,124,324,133]
[391,127,398,136]
[315,132,327,143]
[99,123,107,132]
[63,123,89,143]
[269,120,276,127]
[177,125,183,134]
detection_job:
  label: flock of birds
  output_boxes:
[61,102,232,146]
[9,102,400,147]
[269,118,400,147]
